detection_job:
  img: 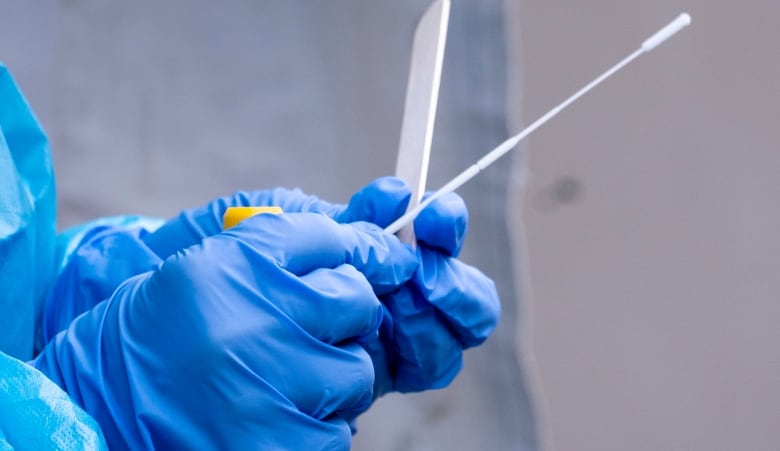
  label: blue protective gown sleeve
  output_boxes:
[0,62,105,450]
[0,62,56,361]
[0,351,107,450]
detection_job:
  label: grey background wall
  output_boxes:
[510,1,780,450]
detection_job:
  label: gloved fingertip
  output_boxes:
[347,418,358,436]
[262,187,345,218]
[364,302,384,339]
[395,349,463,393]
[414,192,468,257]
[459,278,501,349]
[347,221,419,294]
[417,254,502,349]
[340,177,411,227]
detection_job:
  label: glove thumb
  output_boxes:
[334,177,411,227]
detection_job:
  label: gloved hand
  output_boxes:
[34,213,417,450]
[368,191,500,396]
[141,177,500,397]
[45,177,500,408]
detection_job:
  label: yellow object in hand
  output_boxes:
[222,206,283,229]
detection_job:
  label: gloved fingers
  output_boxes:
[254,403,354,451]
[140,208,216,260]
[383,285,464,392]
[247,187,344,216]
[227,212,417,293]
[152,245,376,422]
[179,352,356,449]
[415,246,501,348]
[413,191,468,257]
[289,265,383,344]
[186,234,384,344]
[248,338,375,421]
[332,176,411,227]
[312,343,375,420]
[356,307,395,400]
[142,177,412,261]
[205,177,412,230]
[141,187,344,260]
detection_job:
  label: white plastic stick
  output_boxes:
[385,12,691,235]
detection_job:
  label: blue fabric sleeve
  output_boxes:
[0,351,107,450]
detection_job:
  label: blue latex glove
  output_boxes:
[140,177,500,397]
[33,213,417,450]
[44,177,500,412]
[42,219,164,345]
[377,191,500,394]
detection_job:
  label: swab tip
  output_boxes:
[641,12,692,52]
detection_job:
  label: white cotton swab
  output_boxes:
[384,13,691,235]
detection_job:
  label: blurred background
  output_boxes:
[517,2,780,450]
[1,0,778,450]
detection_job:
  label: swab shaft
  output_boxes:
[384,13,691,235]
